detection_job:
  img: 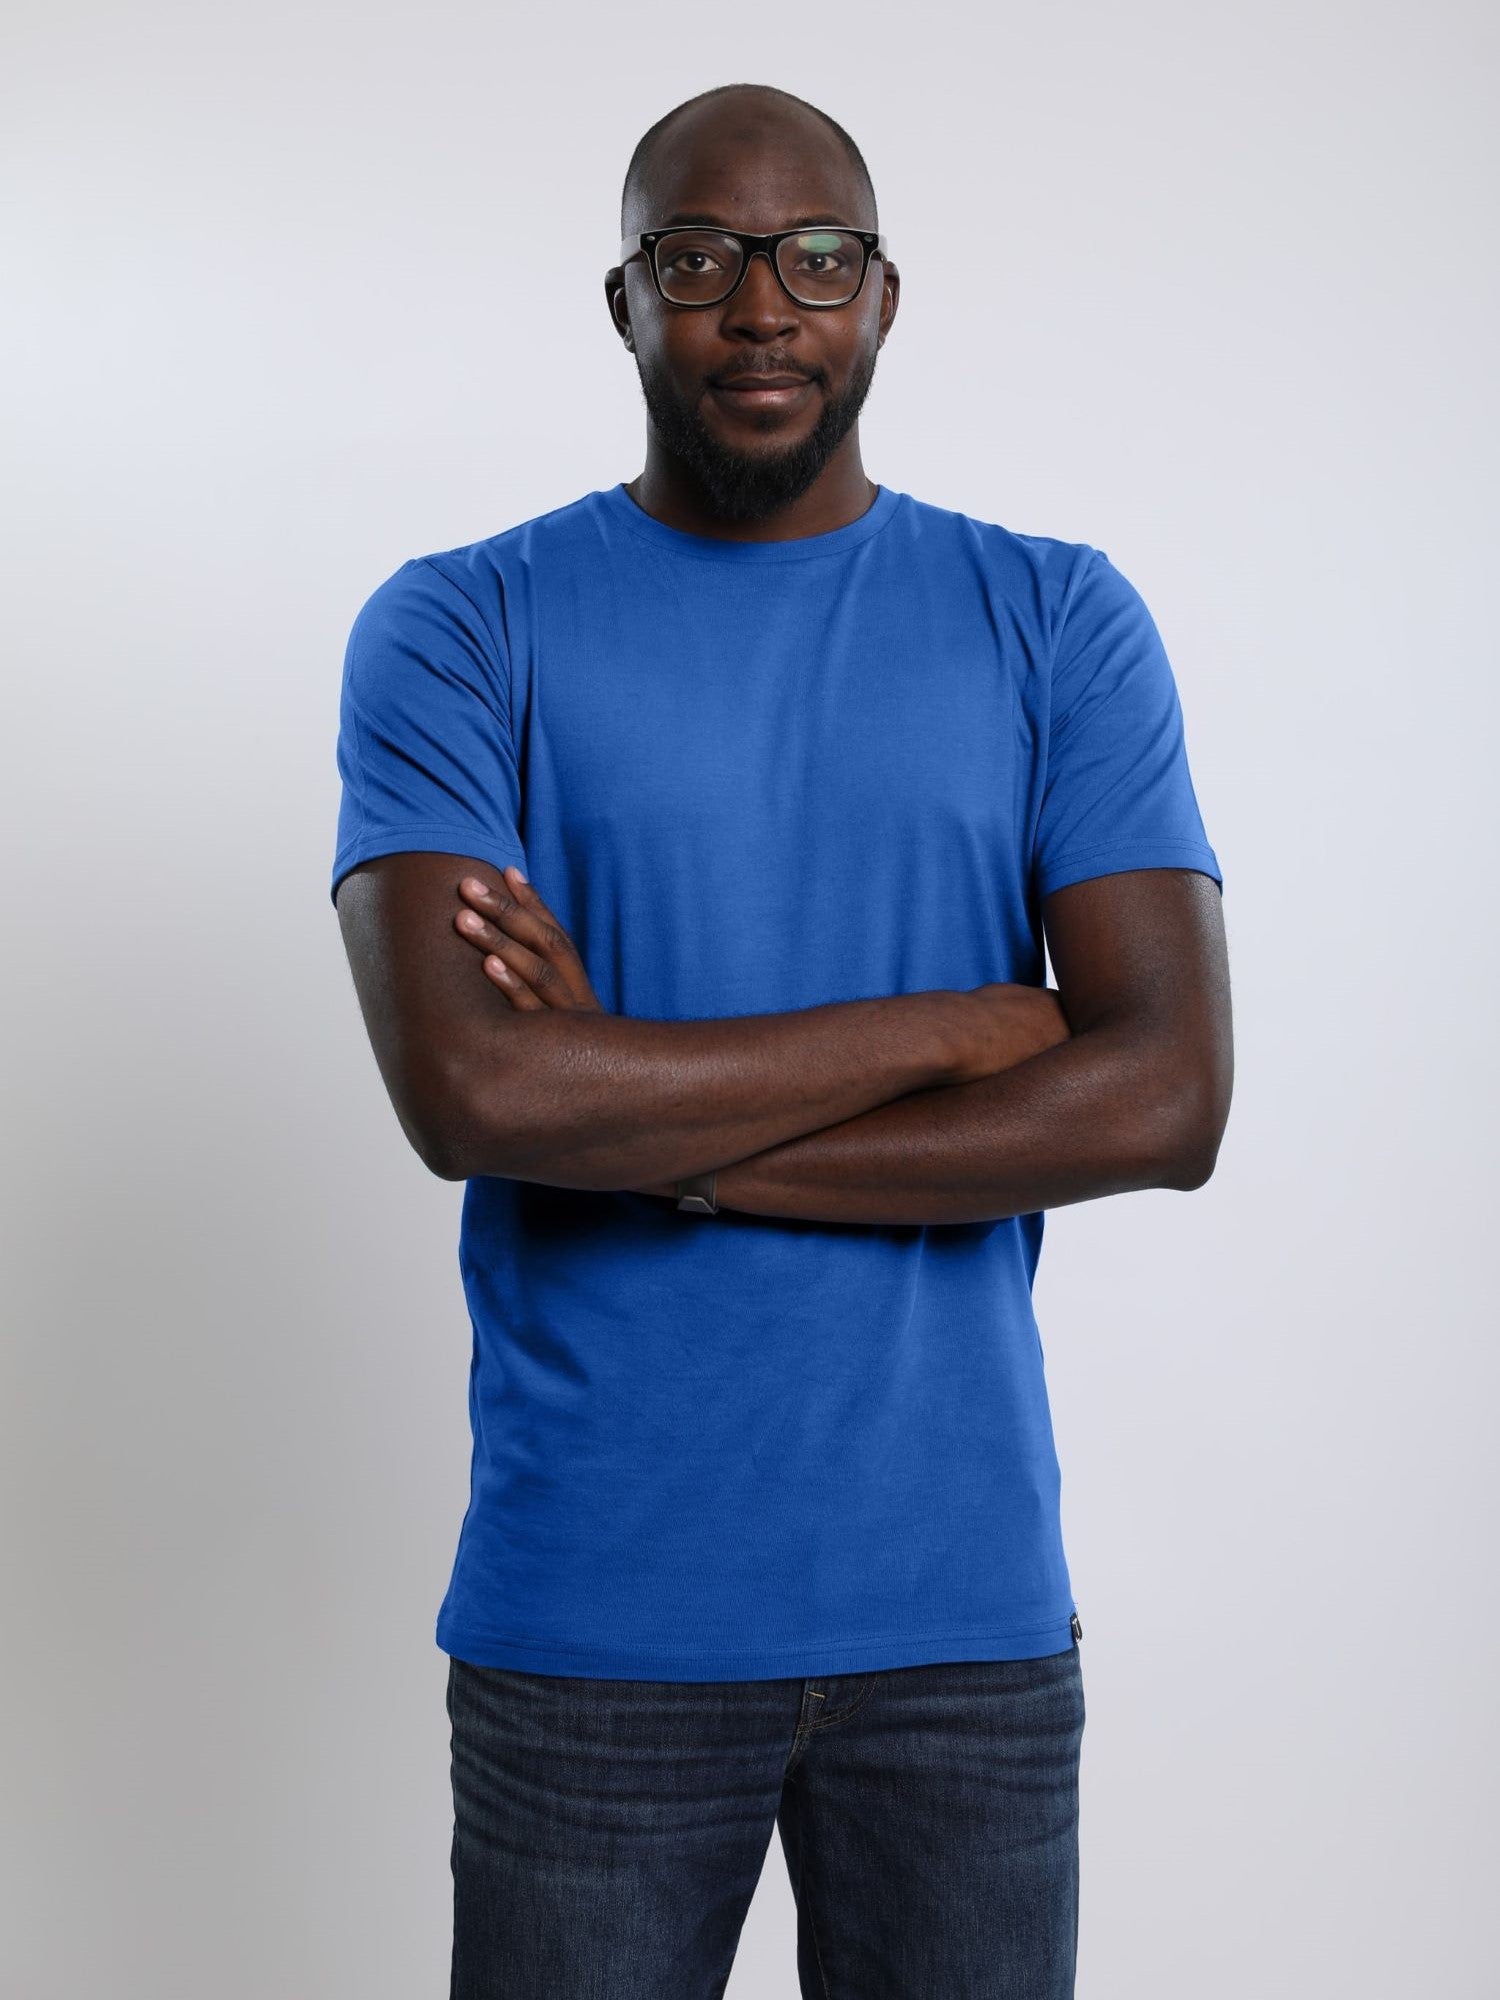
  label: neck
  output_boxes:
[626,438,876,543]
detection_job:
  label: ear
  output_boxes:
[603,267,634,350]
[877,259,900,343]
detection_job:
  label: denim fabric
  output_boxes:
[447,1634,1085,1998]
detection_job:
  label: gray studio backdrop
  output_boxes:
[4,3,1495,1995]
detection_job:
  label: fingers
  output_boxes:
[460,868,560,953]
[454,867,596,1010]
[454,901,560,1000]
[482,948,545,1009]
[453,869,541,950]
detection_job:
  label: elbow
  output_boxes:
[421,1123,516,1184]
[1162,1132,1221,1191]
[397,1101,478,1182]
[415,1055,551,1184]
[421,1139,473,1183]
[1142,1063,1231,1193]
[417,1098,510,1184]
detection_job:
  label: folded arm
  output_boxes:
[336,850,1015,1187]
[337,856,1229,1220]
[706,868,1233,1224]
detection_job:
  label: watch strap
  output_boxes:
[675,1170,719,1214]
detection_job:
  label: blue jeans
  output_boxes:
[447,1634,1085,1997]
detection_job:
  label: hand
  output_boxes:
[453,867,675,1198]
[453,867,604,1012]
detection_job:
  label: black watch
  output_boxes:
[675,1171,719,1214]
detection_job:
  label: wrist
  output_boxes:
[926,990,981,1086]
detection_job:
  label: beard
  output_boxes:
[632,343,881,524]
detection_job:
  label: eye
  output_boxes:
[784,230,856,280]
[665,248,725,275]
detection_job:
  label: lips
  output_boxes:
[710,374,816,412]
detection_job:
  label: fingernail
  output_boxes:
[464,878,489,896]
[509,865,528,884]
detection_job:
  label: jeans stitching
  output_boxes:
[800,1673,876,1734]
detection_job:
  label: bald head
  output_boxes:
[620,84,878,238]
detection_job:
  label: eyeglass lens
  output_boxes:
[653,229,867,306]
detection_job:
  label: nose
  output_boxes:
[720,248,798,336]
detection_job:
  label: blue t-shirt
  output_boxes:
[330,480,1222,1681]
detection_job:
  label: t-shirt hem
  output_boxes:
[436,1613,1080,1681]
[329,826,530,907]
[1034,838,1222,900]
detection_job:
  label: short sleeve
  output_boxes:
[329,556,528,907]
[1031,549,1222,900]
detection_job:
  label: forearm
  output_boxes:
[433,989,966,1186]
[697,1021,1215,1225]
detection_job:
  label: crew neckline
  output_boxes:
[597,479,901,561]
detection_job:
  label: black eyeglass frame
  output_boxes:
[616,225,889,310]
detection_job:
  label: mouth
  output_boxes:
[709,375,817,413]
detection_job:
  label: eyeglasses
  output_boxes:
[617,223,889,310]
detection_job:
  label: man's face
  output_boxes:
[609,117,899,522]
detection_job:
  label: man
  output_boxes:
[331,79,1232,2000]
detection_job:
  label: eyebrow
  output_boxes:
[658,212,855,230]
